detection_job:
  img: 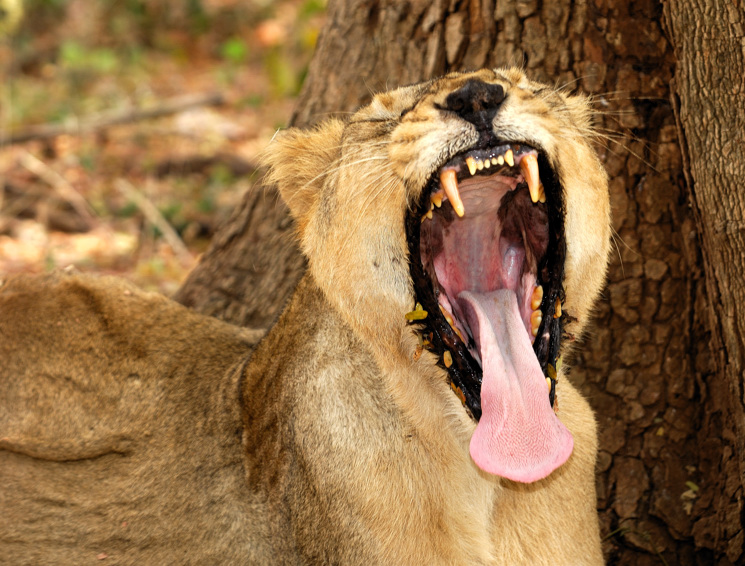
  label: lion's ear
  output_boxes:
[263,120,344,229]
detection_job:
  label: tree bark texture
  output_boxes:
[176,0,743,562]
[662,0,745,562]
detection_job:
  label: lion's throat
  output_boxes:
[459,289,573,483]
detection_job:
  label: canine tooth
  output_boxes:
[440,169,465,217]
[497,155,504,165]
[554,298,562,319]
[465,156,477,175]
[477,159,484,171]
[530,310,542,337]
[504,149,514,167]
[546,377,552,391]
[530,285,543,310]
[443,350,453,368]
[520,153,541,203]
[431,190,443,208]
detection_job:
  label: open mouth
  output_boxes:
[405,139,573,482]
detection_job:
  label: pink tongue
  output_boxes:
[459,289,573,483]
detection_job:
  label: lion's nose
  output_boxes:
[445,79,505,129]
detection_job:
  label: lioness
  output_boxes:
[0,68,609,565]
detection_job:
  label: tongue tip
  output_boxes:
[470,425,574,483]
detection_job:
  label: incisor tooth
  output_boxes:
[497,155,504,165]
[530,310,542,337]
[440,169,465,217]
[431,190,443,208]
[465,156,477,176]
[531,285,543,310]
[520,153,542,203]
[477,159,484,171]
[505,149,515,167]
[444,350,453,368]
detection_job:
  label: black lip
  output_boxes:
[405,143,567,420]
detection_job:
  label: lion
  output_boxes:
[0,68,609,565]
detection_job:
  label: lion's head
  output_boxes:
[264,68,610,483]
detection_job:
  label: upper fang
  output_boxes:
[440,169,465,217]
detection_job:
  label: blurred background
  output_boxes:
[0,0,325,293]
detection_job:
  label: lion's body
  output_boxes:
[1,69,609,564]
[0,273,267,564]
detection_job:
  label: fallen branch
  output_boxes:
[19,151,97,222]
[114,178,192,263]
[4,93,225,145]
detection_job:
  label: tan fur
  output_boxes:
[0,69,609,564]
[253,68,609,564]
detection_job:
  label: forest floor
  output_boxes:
[0,0,323,294]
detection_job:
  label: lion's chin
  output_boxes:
[406,141,570,481]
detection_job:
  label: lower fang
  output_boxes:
[554,298,562,319]
[546,377,552,391]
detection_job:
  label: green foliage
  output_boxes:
[265,49,299,96]
[59,41,119,74]
[298,0,326,20]
[220,37,249,64]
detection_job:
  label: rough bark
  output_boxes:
[176,0,743,562]
[663,0,745,561]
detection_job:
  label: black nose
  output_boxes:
[445,79,505,128]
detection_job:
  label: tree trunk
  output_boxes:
[176,0,744,562]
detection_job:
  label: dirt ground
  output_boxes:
[0,0,324,294]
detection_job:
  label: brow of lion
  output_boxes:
[308,153,391,189]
